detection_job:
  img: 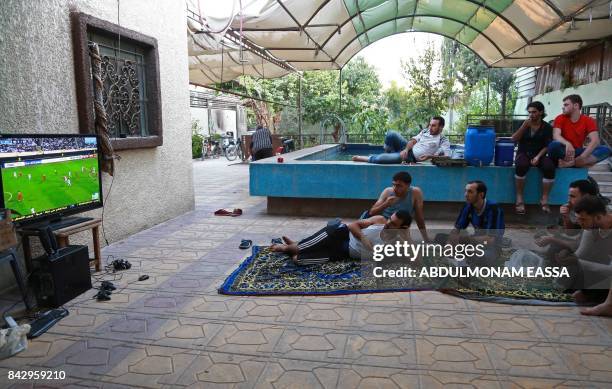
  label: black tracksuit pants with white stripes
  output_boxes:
[295,224,350,265]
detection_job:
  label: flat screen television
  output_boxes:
[0,134,103,225]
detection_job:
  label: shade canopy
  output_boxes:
[188,0,612,85]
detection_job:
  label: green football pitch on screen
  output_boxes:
[2,156,100,218]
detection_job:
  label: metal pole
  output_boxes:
[298,76,303,149]
[486,68,490,115]
[338,68,343,115]
[235,104,239,141]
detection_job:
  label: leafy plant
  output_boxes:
[561,71,573,90]
[191,120,204,159]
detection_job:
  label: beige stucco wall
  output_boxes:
[0,0,194,291]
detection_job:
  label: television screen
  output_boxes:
[0,134,103,224]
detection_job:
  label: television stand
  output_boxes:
[49,216,93,230]
[19,217,102,273]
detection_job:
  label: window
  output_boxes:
[72,12,162,150]
[88,31,149,137]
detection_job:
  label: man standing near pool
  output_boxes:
[351,116,451,164]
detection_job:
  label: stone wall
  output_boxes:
[0,0,194,292]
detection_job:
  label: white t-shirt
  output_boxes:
[349,224,385,259]
[411,129,451,159]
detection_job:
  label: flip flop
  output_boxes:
[271,237,283,244]
[214,209,233,216]
[231,208,243,217]
[239,239,252,249]
[541,203,551,214]
[515,202,526,215]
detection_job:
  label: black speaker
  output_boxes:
[31,245,92,308]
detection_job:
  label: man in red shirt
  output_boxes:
[548,94,611,168]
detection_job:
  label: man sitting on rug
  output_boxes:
[351,116,451,164]
[548,94,611,168]
[549,195,612,316]
[533,179,600,255]
[363,171,429,242]
[435,180,505,265]
[560,179,598,230]
[271,210,412,265]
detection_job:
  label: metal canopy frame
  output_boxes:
[188,0,612,85]
[188,8,299,73]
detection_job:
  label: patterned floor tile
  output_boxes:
[1,159,609,388]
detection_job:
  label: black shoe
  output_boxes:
[95,290,111,301]
[112,259,132,271]
[100,281,116,291]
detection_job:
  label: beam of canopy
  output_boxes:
[188,0,612,85]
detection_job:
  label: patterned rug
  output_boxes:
[218,246,441,296]
[219,246,576,305]
[443,272,576,305]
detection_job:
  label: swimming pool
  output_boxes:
[296,144,465,161]
[296,144,384,161]
[250,143,587,208]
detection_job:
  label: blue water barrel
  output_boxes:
[495,138,515,166]
[464,125,495,166]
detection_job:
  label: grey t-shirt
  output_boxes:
[575,229,612,265]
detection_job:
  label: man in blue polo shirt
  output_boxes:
[449,180,505,265]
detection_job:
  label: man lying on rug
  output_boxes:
[271,210,412,265]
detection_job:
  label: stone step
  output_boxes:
[589,171,612,182]
[598,182,612,190]
[589,160,611,172]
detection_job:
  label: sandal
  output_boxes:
[515,202,526,215]
[214,208,243,217]
[239,239,252,249]
[214,209,233,216]
[541,203,551,214]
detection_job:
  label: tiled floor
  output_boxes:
[1,158,610,388]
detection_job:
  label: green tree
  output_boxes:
[400,43,453,129]
[440,37,518,133]
[441,38,487,92]
[489,68,516,117]
[217,56,383,136]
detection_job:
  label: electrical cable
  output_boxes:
[100,172,115,246]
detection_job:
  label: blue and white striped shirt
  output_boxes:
[455,199,505,238]
[252,127,273,153]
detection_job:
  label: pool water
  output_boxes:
[297,144,465,161]
[297,145,383,161]
[313,152,362,161]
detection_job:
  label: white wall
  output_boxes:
[191,107,209,135]
[190,107,239,138]
[515,79,612,117]
[0,0,194,291]
[210,109,237,137]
